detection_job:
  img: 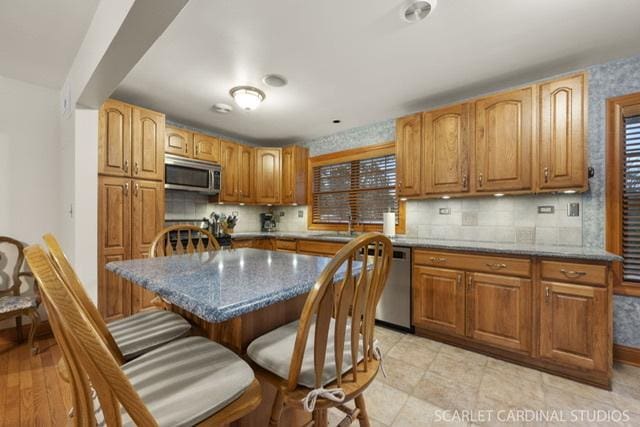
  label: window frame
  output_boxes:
[307,142,406,233]
[606,91,640,297]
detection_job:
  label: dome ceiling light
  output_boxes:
[230,86,265,111]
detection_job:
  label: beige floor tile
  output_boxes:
[378,355,428,394]
[612,363,640,389]
[485,358,543,384]
[364,380,410,425]
[412,371,478,412]
[541,373,613,403]
[429,352,486,389]
[392,396,468,426]
[438,344,490,366]
[478,366,545,409]
[375,326,407,355]
[387,335,440,370]
[473,395,545,427]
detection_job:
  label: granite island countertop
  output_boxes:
[106,248,361,322]
[229,231,622,262]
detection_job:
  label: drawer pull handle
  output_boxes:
[560,269,587,278]
[545,286,550,298]
[486,263,507,270]
[429,257,447,263]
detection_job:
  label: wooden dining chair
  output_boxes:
[246,233,392,426]
[0,236,40,354]
[42,233,191,362]
[25,244,262,427]
[149,224,220,257]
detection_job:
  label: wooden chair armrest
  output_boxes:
[17,272,41,304]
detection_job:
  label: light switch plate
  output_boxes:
[298,210,304,218]
[439,208,451,215]
[567,202,580,217]
[279,211,285,217]
[538,205,555,214]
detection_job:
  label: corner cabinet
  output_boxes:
[396,113,422,197]
[422,104,470,195]
[474,87,533,193]
[255,148,281,204]
[537,74,587,191]
[281,145,309,205]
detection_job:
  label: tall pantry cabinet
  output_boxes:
[98,99,165,321]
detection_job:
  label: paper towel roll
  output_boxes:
[383,212,396,237]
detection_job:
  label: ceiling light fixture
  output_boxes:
[494,193,505,197]
[263,74,288,87]
[402,0,436,23]
[230,86,265,111]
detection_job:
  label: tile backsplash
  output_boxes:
[405,193,583,246]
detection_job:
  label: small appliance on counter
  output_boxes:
[260,213,277,232]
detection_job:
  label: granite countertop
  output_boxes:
[229,231,622,262]
[106,248,361,322]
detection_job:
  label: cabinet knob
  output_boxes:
[134,182,139,196]
[486,263,507,270]
[134,161,139,175]
[544,167,549,183]
[124,182,129,196]
[124,160,129,173]
[545,286,551,298]
[560,268,586,278]
[462,174,468,189]
[478,173,483,187]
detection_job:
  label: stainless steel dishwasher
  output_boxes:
[358,245,412,331]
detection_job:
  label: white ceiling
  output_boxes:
[0,0,100,89]
[114,0,640,144]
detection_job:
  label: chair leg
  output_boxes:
[15,315,23,342]
[26,309,40,354]
[269,389,285,426]
[354,394,370,427]
[312,408,328,427]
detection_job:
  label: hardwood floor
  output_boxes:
[0,332,71,426]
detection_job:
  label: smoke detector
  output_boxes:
[213,103,233,114]
[263,74,288,87]
[402,0,436,23]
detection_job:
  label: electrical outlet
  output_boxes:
[567,202,580,217]
[439,208,451,215]
[279,211,285,217]
[538,205,555,214]
[298,210,304,218]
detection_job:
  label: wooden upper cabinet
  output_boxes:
[412,266,466,336]
[281,145,309,205]
[130,179,164,313]
[422,104,470,195]
[539,281,608,372]
[474,87,533,192]
[466,272,531,353]
[99,100,132,177]
[193,132,220,163]
[165,126,192,158]
[537,74,587,191]
[220,140,239,202]
[98,176,132,321]
[255,148,281,204]
[396,114,422,197]
[238,145,254,203]
[132,107,164,181]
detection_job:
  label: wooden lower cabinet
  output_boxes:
[466,272,531,353]
[539,281,609,373]
[412,266,465,336]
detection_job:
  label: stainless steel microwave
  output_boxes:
[164,154,221,195]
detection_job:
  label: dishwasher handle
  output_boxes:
[358,246,411,261]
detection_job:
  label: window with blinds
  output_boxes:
[312,154,398,225]
[623,115,640,282]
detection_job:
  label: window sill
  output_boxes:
[614,284,640,298]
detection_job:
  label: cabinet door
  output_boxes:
[412,266,465,336]
[540,281,609,372]
[132,107,164,181]
[193,133,220,163]
[466,273,531,352]
[396,114,422,197]
[422,104,470,195]
[98,177,131,321]
[281,145,308,205]
[538,74,586,190]
[220,140,239,202]
[238,145,254,203]
[165,126,192,157]
[99,99,131,177]
[475,87,533,192]
[130,179,164,313]
[255,148,281,204]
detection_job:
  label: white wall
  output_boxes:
[0,75,61,326]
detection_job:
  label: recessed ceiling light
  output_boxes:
[403,0,436,23]
[442,195,450,199]
[494,193,505,197]
[263,74,288,87]
[332,119,341,124]
[229,86,265,111]
[213,103,233,114]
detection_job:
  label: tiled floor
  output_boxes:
[329,327,640,426]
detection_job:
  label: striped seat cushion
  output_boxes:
[108,309,191,360]
[120,336,255,427]
[247,319,364,389]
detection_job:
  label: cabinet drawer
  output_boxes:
[275,239,297,252]
[297,240,343,257]
[540,260,607,287]
[231,239,254,249]
[414,250,531,277]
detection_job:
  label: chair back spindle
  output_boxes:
[149,225,220,258]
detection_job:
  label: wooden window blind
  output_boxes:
[622,115,640,282]
[312,154,398,225]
